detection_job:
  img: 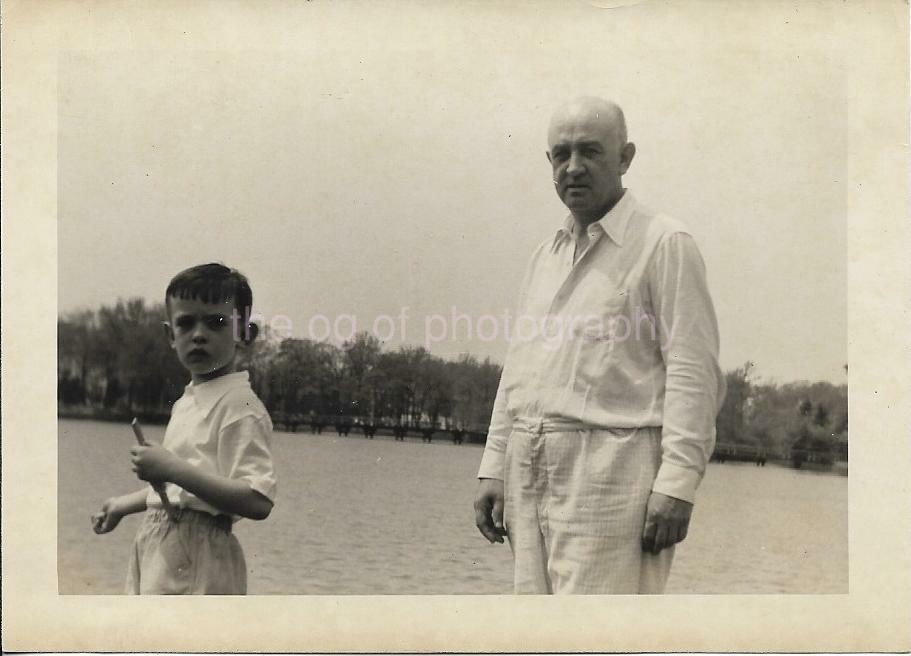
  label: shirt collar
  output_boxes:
[552,189,636,250]
[184,370,250,417]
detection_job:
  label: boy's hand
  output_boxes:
[131,444,182,485]
[91,497,123,534]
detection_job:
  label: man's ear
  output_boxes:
[619,141,636,175]
[242,321,259,345]
[162,321,176,348]
[546,150,553,165]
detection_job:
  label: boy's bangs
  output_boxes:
[166,263,253,315]
[170,280,238,307]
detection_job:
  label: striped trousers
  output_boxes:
[503,420,674,594]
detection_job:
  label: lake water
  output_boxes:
[58,418,847,594]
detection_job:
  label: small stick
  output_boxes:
[131,418,179,522]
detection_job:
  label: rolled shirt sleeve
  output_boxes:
[650,231,725,504]
[217,414,278,503]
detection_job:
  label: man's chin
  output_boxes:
[563,198,593,213]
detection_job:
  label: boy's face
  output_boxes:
[165,295,244,384]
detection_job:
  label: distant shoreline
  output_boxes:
[56,409,488,445]
[57,413,847,474]
[58,406,169,426]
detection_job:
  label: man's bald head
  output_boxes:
[547,97,628,151]
[546,97,635,225]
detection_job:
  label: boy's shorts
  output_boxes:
[125,508,247,594]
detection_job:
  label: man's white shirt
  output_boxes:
[478,191,725,504]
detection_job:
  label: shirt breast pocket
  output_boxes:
[572,291,632,388]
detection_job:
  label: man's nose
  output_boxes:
[566,151,585,176]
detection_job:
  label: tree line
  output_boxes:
[57,298,500,431]
[59,299,847,461]
[715,361,848,463]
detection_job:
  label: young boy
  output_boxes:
[92,263,277,594]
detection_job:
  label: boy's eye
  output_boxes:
[205,315,228,331]
[175,317,195,331]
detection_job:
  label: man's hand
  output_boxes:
[641,491,693,555]
[131,444,183,485]
[474,478,507,544]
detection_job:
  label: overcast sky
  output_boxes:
[57,2,849,384]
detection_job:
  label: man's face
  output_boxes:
[166,295,242,384]
[547,111,632,222]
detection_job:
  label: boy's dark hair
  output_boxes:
[165,263,253,319]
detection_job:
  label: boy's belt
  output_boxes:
[211,513,233,532]
[166,507,234,532]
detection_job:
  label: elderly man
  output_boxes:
[474,97,725,594]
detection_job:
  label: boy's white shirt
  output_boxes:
[145,370,277,519]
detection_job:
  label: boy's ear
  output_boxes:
[162,321,176,347]
[242,321,259,345]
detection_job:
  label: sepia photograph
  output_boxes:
[3,0,909,651]
[56,11,848,598]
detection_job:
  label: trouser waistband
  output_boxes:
[511,418,596,435]
[511,418,661,436]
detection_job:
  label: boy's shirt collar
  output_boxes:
[184,370,250,417]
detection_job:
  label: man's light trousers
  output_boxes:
[503,420,674,594]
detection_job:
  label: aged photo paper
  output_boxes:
[2,0,909,651]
